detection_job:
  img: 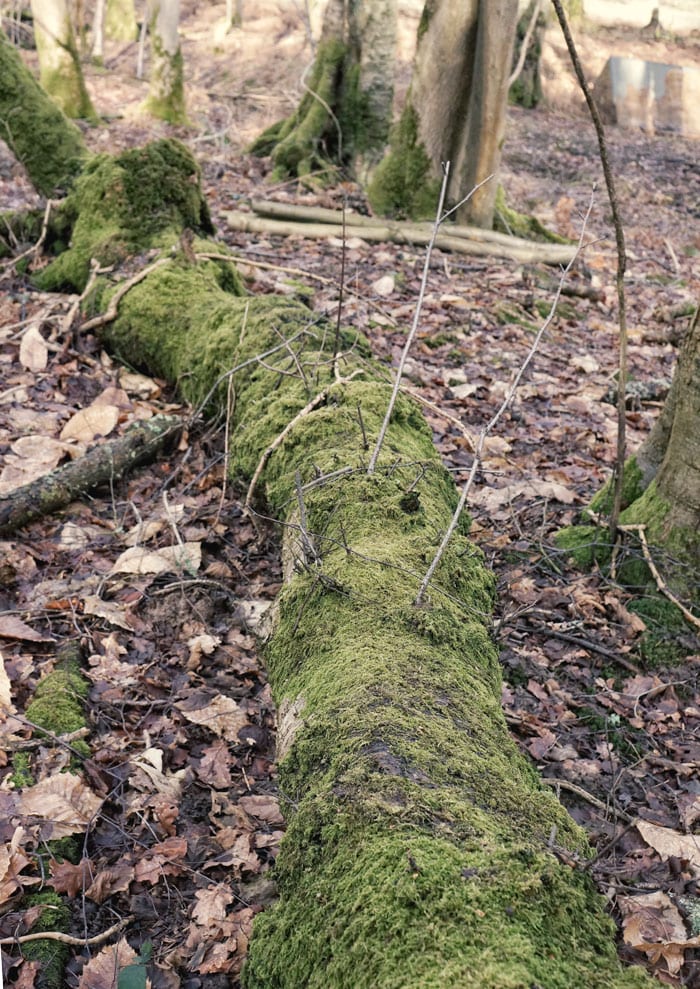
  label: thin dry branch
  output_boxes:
[0,916,132,947]
[416,193,594,605]
[225,210,576,266]
[79,257,172,332]
[551,0,628,538]
[618,524,700,631]
[509,0,542,88]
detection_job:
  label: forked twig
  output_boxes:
[416,193,594,605]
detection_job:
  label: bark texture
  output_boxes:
[368,0,518,226]
[0,30,88,194]
[29,0,97,119]
[249,0,397,180]
[145,0,187,124]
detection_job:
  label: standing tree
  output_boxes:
[29,0,97,120]
[144,0,187,124]
[249,0,397,181]
[368,0,519,225]
[105,0,138,41]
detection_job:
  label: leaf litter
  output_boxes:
[0,2,699,986]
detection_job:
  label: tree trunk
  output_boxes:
[249,0,397,181]
[29,0,97,120]
[3,119,651,988]
[91,0,105,63]
[0,29,88,194]
[559,307,700,603]
[144,0,187,124]
[105,0,138,41]
[368,0,518,226]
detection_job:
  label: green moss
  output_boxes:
[554,524,612,570]
[11,751,34,788]
[588,457,645,518]
[38,32,98,122]
[143,42,188,125]
[249,39,346,179]
[95,227,653,987]
[34,139,213,292]
[628,594,694,667]
[0,32,88,195]
[367,103,440,220]
[493,187,568,244]
[25,651,88,738]
[22,891,71,989]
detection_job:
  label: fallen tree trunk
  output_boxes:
[2,78,649,975]
[226,209,577,266]
[98,249,648,989]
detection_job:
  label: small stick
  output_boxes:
[0,199,56,275]
[367,163,452,475]
[0,915,132,947]
[618,524,700,630]
[508,0,542,88]
[416,192,594,605]
[541,777,633,823]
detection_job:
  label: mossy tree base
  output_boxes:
[249,38,347,180]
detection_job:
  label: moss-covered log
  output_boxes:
[0,30,88,194]
[42,174,647,989]
[4,128,651,985]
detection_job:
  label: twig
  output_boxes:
[0,198,56,275]
[79,257,172,331]
[542,777,633,823]
[513,622,640,673]
[0,915,132,947]
[245,390,328,508]
[618,524,700,630]
[295,470,319,563]
[551,0,628,540]
[508,0,542,88]
[367,163,451,475]
[415,192,594,605]
[333,201,347,379]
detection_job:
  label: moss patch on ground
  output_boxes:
[21,891,71,989]
[366,102,440,220]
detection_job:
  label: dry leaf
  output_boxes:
[19,324,48,372]
[77,938,138,989]
[372,274,395,297]
[637,821,700,874]
[19,773,103,839]
[620,890,700,975]
[0,829,36,904]
[192,884,234,926]
[130,748,188,801]
[0,651,15,716]
[49,857,93,897]
[238,795,285,826]
[176,692,248,741]
[60,404,120,442]
[110,542,201,575]
[0,615,55,643]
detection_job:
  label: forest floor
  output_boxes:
[1,2,700,987]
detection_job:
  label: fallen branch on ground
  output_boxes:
[0,414,182,535]
[226,209,577,266]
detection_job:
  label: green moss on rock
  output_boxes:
[26,654,88,737]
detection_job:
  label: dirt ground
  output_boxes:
[1,3,700,987]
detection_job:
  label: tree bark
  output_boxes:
[145,0,187,124]
[105,0,138,41]
[0,30,88,194]
[29,0,97,120]
[249,0,397,180]
[368,0,518,226]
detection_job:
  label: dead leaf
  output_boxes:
[191,884,234,926]
[19,773,103,840]
[130,748,188,801]
[637,821,700,874]
[82,595,140,631]
[19,324,48,372]
[133,836,188,884]
[197,741,233,789]
[77,938,138,989]
[620,890,700,975]
[110,542,201,575]
[0,828,36,905]
[238,794,285,826]
[49,857,93,897]
[176,692,248,741]
[0,651,15,716]
[0,615,55,643]
[60,404,120,442]
[372,274,395,297]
